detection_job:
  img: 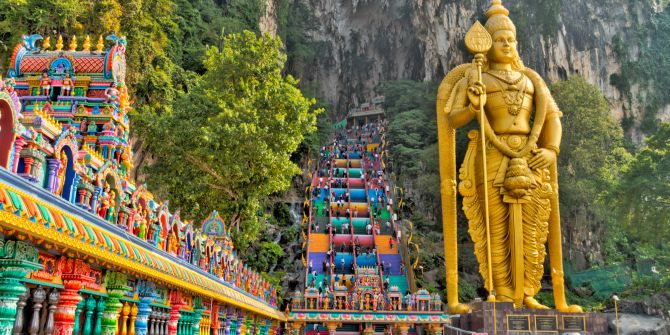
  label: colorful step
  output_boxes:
[308,234,329,253]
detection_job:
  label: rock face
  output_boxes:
[263,0,669,143]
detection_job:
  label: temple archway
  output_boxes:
[52,131,79,200]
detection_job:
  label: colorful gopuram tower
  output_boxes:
[287,105,449,335]
[0,33,283,335]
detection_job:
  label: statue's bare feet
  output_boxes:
[524,296,550,309]
[448,303,472,314]
[556,304,583,313]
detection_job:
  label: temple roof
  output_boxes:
[8,34,126,86]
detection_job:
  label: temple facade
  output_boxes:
[0,34,283,335]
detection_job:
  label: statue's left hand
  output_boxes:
[528,148,556,170]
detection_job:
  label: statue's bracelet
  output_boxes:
[468,104,479,115]
[545,145,560,155]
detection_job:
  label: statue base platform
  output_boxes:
[447,301,607,335]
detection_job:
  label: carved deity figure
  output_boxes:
[62,73,73,96]
[55,154,68,196]
[138,209,148,239]
[437,0,581,313]
[105,190,116,222]
[104,83,119,104]
[40,72,51,96]
[167,227,179,255]
[98,185,111,218]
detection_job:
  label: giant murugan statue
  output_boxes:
[437,0,582,313]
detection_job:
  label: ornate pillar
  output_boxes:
[21,157,34,181]
[102,272,129,335]
[69,174,81,204]
[46,159,60,193]
[82,295,96,335]
[130,304,138,335]
[235,312,244,335]
[11,137,27,173]
[253,320,260,335]
[91,187,103,215]
[94,298,105,335]
[120,302,131,335]
[244,315,251,335]
[192,308,204,335]
[11,291,29,335]
[72,298,85,335]
[149,311,157,335]
[55,259,94,335]
[210,302,219,335]
[161,311,170,335]
[135,292,155,335]
[264,320,271,335]
[0,240,41,335]
[77,189,88,209]
[45,289,61,335]
[224,310,232,335]
[167,292,183,335]
[28,287,46,335]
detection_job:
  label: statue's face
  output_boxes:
[489,30,517,64]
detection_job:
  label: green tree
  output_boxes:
[141,31,320,252]
[550,76,628,266]
[607,123,670,259]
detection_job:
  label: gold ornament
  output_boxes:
[437,0,582,313]
[55,35,64,51]
[83,35,91,51]
[96,35,104,53]
[68,35,77,51]
[42,37,51,50]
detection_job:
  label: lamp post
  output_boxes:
[612,294,620,335]
[491,290,497,335]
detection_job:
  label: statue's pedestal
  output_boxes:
[448,302,607,335]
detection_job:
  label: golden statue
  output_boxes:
[437,0,582,313]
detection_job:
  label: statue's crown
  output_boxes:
[485,0,516,35]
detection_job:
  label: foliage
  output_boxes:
[549,77,629,265]
[139,31,320,254]
[378,81,445,223]
[604,123,670,255]
[262,271,286,305]
[276,0,320,74]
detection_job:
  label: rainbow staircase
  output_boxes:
[289,117,449,335]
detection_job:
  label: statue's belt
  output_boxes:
[487,134,529,151]
[474,134,540,188]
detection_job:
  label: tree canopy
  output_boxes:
[138,31,320,251]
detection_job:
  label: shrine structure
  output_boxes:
[287,112,449,335]
[0,33,283,335]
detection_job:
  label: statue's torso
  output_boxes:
[482,70,535,135]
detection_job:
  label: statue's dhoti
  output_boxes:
[459,132,552,306]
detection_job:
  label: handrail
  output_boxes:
[444,323,476,335]
[304,171,317,291]
[328,156,334,291]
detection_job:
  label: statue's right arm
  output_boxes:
[446,78,475,129]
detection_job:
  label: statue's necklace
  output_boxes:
[489,71,527,116]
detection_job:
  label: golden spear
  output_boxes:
[464,21,495,302]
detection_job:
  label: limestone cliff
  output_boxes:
[264,0,669,143]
